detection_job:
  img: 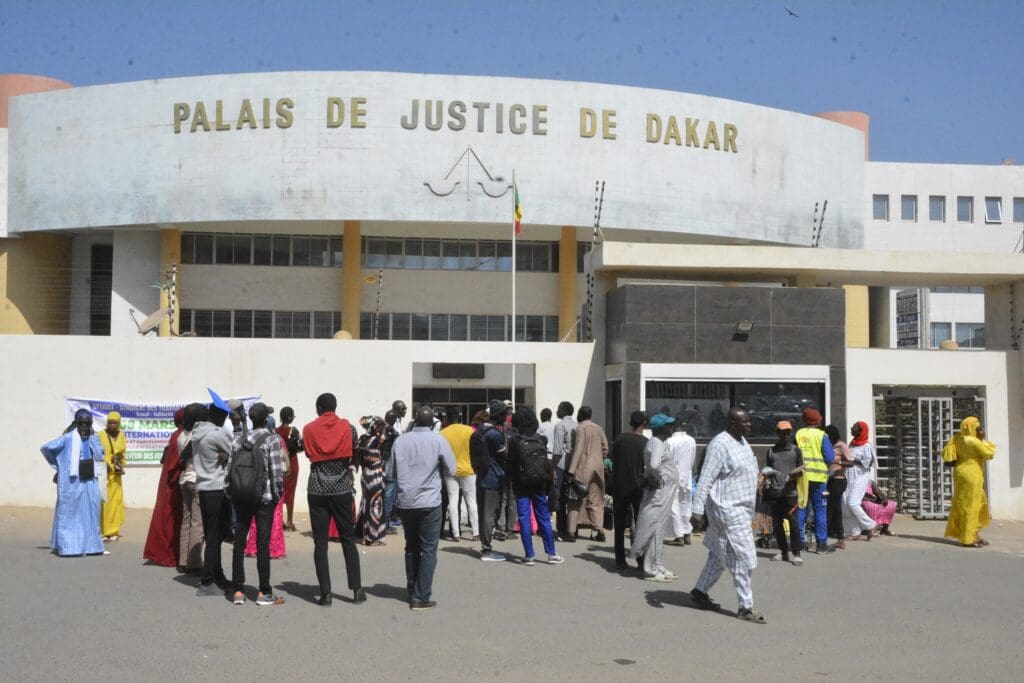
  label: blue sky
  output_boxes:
[2,0,1021,164]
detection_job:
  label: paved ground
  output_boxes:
[1,506,1022,682]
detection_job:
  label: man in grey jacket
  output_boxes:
[192,403,234,596]
[551,401,577,540]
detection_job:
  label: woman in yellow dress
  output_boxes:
[942,416,995,548]
[100,411,127,541]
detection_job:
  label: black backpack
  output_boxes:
[518,434,551,487]
[229,432,272,504]
[469,427,492,474]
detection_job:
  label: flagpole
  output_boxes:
[511,169,516,412]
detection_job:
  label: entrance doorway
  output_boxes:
[873,387,985,519]
[412,386,526,425]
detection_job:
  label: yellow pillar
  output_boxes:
[159,228,181,337]
[844,284,870,348]
[341,220,362,338]
[558,226,578,342]
[0,234,71,334]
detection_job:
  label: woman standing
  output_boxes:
[824,425,851,549]
[630,413,680,582]
[143,408,186,567]
[943,417,996,548]
[178,403,205,572]
[844,421,878,541]
[358,416,388,546]
[100,412,127,542]
[276,407,303,532]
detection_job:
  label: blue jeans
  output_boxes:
[399,505,442,604]
[797,481,828,546]
[384,478,399,526]
[517,495,556,558]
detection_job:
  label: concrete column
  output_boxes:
[111,230,161,337]
[159,228,181,337]
[984,282,1017,351]
[558,226,578,342]
[843,285,869,348]
[341,220,361,338]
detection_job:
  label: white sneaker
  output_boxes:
[660,570,678,581]
[644,572,673,582]
[770,553,790,562]
[547,554,565,565]
[791,555,804,566]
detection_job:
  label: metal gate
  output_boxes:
[873,390,985,519]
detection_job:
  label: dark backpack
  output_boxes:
[469,428,492,474]
[518,434,551,487]
[229,432,272,504]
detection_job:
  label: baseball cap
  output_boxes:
[249,402,274,422]
[648,413,676,429]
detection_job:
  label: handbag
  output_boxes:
[78,457,95,481]
[566,474,588,501]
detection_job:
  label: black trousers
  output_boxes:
[552,468,568,535]
[769,497,802,555]
[309,492,362,595]
[827,477,848,539]
[198,490,228,586]
[475,478,501,551]
[613,490,643,565]
[231,500,275,595]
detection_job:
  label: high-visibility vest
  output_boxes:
[795,427,829,483]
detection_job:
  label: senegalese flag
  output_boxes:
[513,183,522,235]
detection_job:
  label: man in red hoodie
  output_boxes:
[302,392,366,606]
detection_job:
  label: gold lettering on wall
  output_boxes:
[601,109,617,140]
[275,98,294,128]
[579,108,597,138]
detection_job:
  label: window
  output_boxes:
[460,241,477,270]
[214,234,233,264]
[385,239,403,268]
[253,310,273,338]
[872,194,889,221]
[274,311,294,338]
[233,234,252,265]
[315,311,336,339]
[180,233,195,264]
[292,311,311,338]
[545,315,561,342]
[930,286,984,294]
[901,195,917,221]
[212,310,232,338]
[292,236,311,266]
[532,243,550,272]
[193,310,213,337]
[272,236,290,265]
[234,310,253,338]
[441,240,461,270]
[411,313,430,340]
[930,322,952,348]
[487,315,506,341]
[330,238,343,267]
[577,242,588,272]
[957,196,973,222]
[470,314,488,341]
[391,313,411,340]
[404,239,423,269]
[525,315,544,341]
[984,197,1002,224]
[497,241,513,272]
[645,380,824,442]
[450,314,468,341]
[1015,197,1024,223]
[179,308,193,334]
[253,235,272,265]
[430,313,450,340]
[310,237,329,266]
[929,195,945,222]
[364,238,386,268]
[956,322,985,349]
[194,233,214,264]
[422,239,441,269]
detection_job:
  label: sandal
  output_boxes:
[960,542,983,548]
[283,524,297,532]
[977,538,990,546]
[737,608,767,624]
[690,589,720,611]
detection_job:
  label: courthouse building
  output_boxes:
[2,71,1023,520]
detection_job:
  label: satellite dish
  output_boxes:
[333,330,353,340]
[133,307,171,335]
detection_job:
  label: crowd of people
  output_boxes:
[40,395,996,621]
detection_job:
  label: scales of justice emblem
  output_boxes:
[423,146,513,200]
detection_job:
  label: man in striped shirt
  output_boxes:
[689,407,765,624]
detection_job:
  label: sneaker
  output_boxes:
[232,591,245,605]
[660,570,679,581]
[522,556,536,566]
[791,555,804,566]
[196,583,223,597]
[770,553,790,562]
[644,572,674,582]
[547,554,565,565]
[256,593,285,606]
[353,588,367,604]
[480,551,506,562]
[410,600,437,611]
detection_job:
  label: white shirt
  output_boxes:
[666,431,696,483]
[538,420,556,459]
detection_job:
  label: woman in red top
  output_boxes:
[276,406,302,531]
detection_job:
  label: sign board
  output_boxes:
[896,289,921,348]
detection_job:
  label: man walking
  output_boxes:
[303,393,365,607]
[690,408,765,624]
[795,408,835,553]
[388,406,456,611]
[551,401,577,540]
[227,402,286,606]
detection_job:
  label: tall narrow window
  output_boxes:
[900,195,917,222]
[957,196,973,222]
[872,194,889,221]
[310,237,329,266]
[180,233,195,264]
[984,197,1002,224]
[404,239,423,269]
[214,234,233,264]
[1014,197,1024,223]
[292,236,311,266]
[253,235,272,265]
[194,233,214,264]
[233,234,252,265]
[272,236,290,265]
[929,195,945,222]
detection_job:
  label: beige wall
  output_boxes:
[1,335,595,509]
[0,233,71,334]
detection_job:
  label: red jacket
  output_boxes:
[302,412,354,463]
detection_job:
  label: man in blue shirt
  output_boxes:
[387,406,456,611]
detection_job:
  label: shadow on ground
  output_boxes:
[644,589,737,619]
[363,583,409,603]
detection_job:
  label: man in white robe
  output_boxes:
[664,424,696,545]
[689,407,765,623]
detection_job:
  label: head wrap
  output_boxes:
[958,416,980,439]
[107,411,121,424]
[174,408,186,428]
[941,416,982,463]
[74,408,92,421]
[850,420,870,447]
[802,408,822,426]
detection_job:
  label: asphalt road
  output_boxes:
[1,507,1022,682]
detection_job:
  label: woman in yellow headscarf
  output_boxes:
[942,416,995,548]
[100,411,127,541]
